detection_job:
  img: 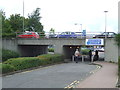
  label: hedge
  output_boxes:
[3,54,64,73]
[0,63,15,74]
[81,49,89,55]
[2,49,20,62]
[37,54,64,65]
[48,48,54,52]
[118,57,120,77]
[4,57,41,71]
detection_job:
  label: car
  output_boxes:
[48,34,57,38]
[17,31,40,38]
[93,32,116,38]
[56,32,79,38]
[94,47,104,52]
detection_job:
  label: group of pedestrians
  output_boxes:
[74,49,99,63]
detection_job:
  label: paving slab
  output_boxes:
[77,61,118,88]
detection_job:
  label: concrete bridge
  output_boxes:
[2,38,118,62]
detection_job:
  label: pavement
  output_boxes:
[77,61,118,88]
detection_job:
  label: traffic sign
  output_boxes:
[82,30,86,36]
[86,39,104,45]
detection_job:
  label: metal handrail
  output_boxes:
[16,31,103,39]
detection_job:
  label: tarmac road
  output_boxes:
[2,62,97,88]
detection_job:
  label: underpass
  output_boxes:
[2,38,118,62]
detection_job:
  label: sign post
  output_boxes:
[82,30,86,38]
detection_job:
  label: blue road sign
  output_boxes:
[82,30,86,36]
[86,39,104,45]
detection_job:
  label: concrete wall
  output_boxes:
[17,38,85,46]
[2,39,48,57]
[17,38,85,55]
[105,38,118,62]
[2,38,119,62]
[2,39,19,53]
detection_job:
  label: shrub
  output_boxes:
[0,63,15,74]
[4,57,41,70]
[115,34,120,46]
[48,48,54,52]
[2,54,64,73]
[37,54,64,65]
[118,57,120,77]
[2,49,20,62]
[81,49,89,55]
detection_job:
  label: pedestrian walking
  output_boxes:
[89,50,92,62]
[74,49,80,63]
[93,50,99,61]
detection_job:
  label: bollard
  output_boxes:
[72,55,74,62]
[91,55,94,62]
[82,55,84,62]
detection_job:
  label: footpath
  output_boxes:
[77,61,118,88]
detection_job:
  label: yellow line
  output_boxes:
[64,80,80,89]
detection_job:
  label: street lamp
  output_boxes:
[104,11,108,39]
[23,0,25,32]
[74,23,82,32]
[75,23,82,38]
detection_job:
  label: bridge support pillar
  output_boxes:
[54,44,63,54]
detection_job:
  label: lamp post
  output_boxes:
[75,23,82,38]
[23,0,25,32]
[75,23,82,32]
[104,11,108,39]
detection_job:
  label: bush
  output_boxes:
[115,34,120,46]
[2,49,20,62]
[37,54,64,65]
[81,49,89,55]
[118,57,120,76]
[2,54,64,74]
[48,48,54,52]
[0,63,15,74]
[4,57,41,70]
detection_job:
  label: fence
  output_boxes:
[16,31,102,39]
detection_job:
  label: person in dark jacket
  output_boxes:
[89,50,92,62]
[93,50,99,61]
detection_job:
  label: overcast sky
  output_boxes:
[0,0,119,33]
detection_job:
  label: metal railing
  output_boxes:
[16,31,102,39]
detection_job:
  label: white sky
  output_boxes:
[0,0,119,33]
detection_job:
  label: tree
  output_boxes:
[0,10,11,33]
[27,8,43,32]
[49,28,55,34]
[115,34,120,46]
[9,14,23,32]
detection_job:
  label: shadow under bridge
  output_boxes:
[63,45,82,61]
[18,45,48,57]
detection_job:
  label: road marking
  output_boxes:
[90,65,101,74]
[64,65,101,89]
[115,77,119,87]
[64,80,80,89]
